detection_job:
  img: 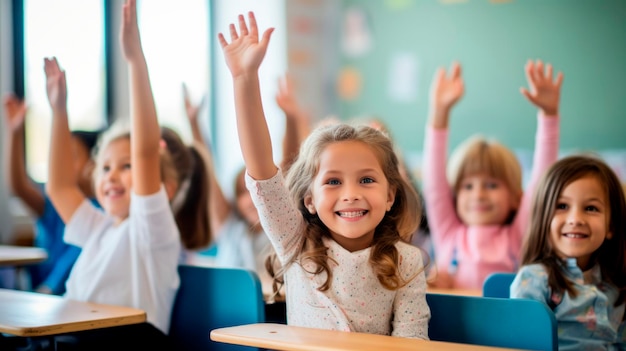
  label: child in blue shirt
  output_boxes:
[511,155,626,350]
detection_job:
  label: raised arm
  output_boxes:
[428,61,464,129]
[120,0,161,195]
[44,58,86,223]
[3,94,45,216]
[218,12,276,180]
[182,82,207,145]
[520,59,563,117]
[275,73,311,172]
[181,84,232,235]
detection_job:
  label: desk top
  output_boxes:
[426,287,482,297]
[0,245,48,266]
[0,289,146,336]
[210,323,528,351]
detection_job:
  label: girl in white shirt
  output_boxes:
[218,12,429,338]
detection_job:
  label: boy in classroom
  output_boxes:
[422,60,562,289]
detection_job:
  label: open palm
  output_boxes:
[44,57,67,112]
[3,94,27,132]
[520,60,563,116]
[430,62,464,112]
[218,12,274,78]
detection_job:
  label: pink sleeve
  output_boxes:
[511,113,560,250]
[422,127,463,259]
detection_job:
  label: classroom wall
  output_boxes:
[335,0,626,155]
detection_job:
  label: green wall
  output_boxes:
[338,0,626,153]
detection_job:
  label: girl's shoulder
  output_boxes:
[396,240,426,266]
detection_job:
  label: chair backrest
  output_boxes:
[169,265,265,351]
[482,272,516,298]
[426,293,558,351]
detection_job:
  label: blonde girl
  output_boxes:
[218,12,429,338]
[422,61,562,289]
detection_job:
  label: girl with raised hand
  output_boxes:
[511,155,626,350]
[218,12,429,338]
[35,0,180,349]
[422,60,562,289]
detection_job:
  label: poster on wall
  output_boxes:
[341,6,372,58]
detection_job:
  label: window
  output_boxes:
[23,0,107,183]
[137,0,210,144]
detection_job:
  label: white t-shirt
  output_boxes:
[64,186,181,333]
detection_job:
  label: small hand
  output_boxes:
[275,73,305,121]
[429,61,464,113]
[183,83,206,123]
[218,12,275,78]
[520,59,563,116]
[119,0,143,62]
[2,94,27,132]
[43,57,67,113]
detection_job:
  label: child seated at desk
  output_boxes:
[218,12,429,338]
[1,1,182,350]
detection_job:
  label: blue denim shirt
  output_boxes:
[511,259,626,351]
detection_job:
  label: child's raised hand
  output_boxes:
[275,73,303,119]
[43,57,67,113]
[2,94,27,132]
[183,82,206,123]
[520,60,563,116]
[430,62,464,110]
[218,12,274,78]
[120,0,143,63]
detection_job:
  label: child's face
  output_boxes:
[549,175,612,270]
[305,141,395,252]
[456,174,517,226]
[94,138,132,224]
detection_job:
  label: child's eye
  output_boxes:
[123,163,131,170]
[461,183,473,190]
[102,165,110,172]
[485,182,499,189]
[585,205,599,212]
[360,177,374,184]
[326,179,340,185]
[555,203,568,210]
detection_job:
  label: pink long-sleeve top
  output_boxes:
[422,113,559,289]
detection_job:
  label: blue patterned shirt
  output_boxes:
[511,259,626,351]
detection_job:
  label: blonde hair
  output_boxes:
[267,123,423,296]
[447,135,522,217]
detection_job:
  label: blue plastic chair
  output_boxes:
[169,265,265,351]
[482,272,516,298]
[427,293,557,351]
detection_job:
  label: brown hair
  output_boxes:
[161,127,211,250]
[522,154,626,305]
[267,123,424,296]
[447,135,522,223]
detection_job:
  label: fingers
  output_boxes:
[260,27,275,50]
[239,14,249,37]
[229,23,239,42]
[450,61,461,80]
[217,33,228,48]
[247,12,257,38]
[554,71,564,88]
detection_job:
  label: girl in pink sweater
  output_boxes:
[422,60,562,289]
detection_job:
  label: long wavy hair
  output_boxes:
[521,154,626,306]
[266,123,423,296]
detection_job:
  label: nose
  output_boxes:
[566,208,584,226]
[341,183,362,202]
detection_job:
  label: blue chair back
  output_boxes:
[169,265,265,351]
[427,293,557,351]
[482,272,516,298]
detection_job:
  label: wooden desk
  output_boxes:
[210,323,528,351]
[0,289,146,336]
[426,287,482,297]
[0,245,47,266]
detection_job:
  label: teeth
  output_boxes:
[564,233,587,238]
[338,211,365,218]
